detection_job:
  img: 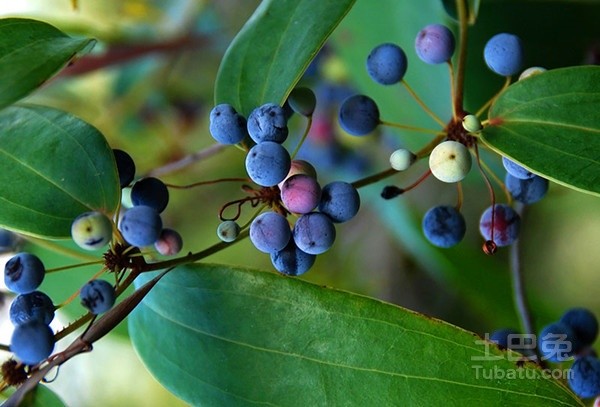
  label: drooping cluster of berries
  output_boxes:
[209,91,361,276]
[334,22,549,254]
[491,308,600,399]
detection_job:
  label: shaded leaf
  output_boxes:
[0,18,95,110]
[442,0,481,24]
[130,264,582,406]
[1,385,66,407]
[481,66,600,196]
[214,0,356,116]
[0,105,120,238]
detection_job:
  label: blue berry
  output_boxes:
[318,181,360,223]
[422,205,466,248]
[249,211,291,254]
[287,87,317,117]
[415,24,455,64]
[293,212,336,255]
[247,103,289,144]
[10,321,55,365]
[71,211,113,251]
[505,173,549,204]
[131,177,169,213]
[489,328,519,349]
[479,204,520,247]
[80,279,116,314]
[154,228,183,256]
[366,43,408,85]
[569,356,600,399]
[538,321,579,362]
[502,157,534,179]
[245,141,291,187]
[119,205,163,247]
[113,149,136,188]
[4,253,45,294]
[561,308,599,350]
[483,33,524,76]
[270,239,316,276]
[338,94,380,136]
[209,104,248,145]
[0,228,20,253]
[9,291,55,326]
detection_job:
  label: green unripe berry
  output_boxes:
[462,114,482,133]
[71,211,113,250]
[429,140,472,183]
[389,149,416,171]
[518,66,546,81]
[287,87,316,117]
[217,221,241,243]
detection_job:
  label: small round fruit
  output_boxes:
[131,177,169,213]
[278,159,318,189]
[489,328,520,349]
[287,87,317,117]
[318,181,360,223]
[293,212,336,255]
[483,33,524,76]
[154,228,183,256]
[0,228,20,253]
[249,212,291,254]
[118,205,163,247]
[247,103,289,144]
[561,308,599,350]
[505,173,549,204]
[366,43,408,85]
[80,279,116,314]
[429,140,472,183]
[271,240,316,276]
[9,291,55,326]
[245,141,291,187]
[71,211,113,251]
[538,321,579,362]
[415,24,455,64]
[281,174,322,214]
[113,149,136,188]
[502,157,534,180]
[479,204,520,247]
[217,221,241,243]
[10,321,55,365]
[462,114,482,133]
[338,94,380,136]
[422,205,466,248]
[519,66,546,81]
[209,104,248,144]
[569,356,600,399]
[389,148,416,171]
[4,253,45,294]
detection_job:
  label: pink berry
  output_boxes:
[280,174,321,214]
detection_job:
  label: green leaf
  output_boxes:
[214,0,356,116]
[481,66,600,196]
[130,265,582,406]
[0,105,120,238]
[1,385,66,407]
[442,0,481,24]
[0,18,95,110]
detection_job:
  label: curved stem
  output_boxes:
[144,143,228,178]
[165,177,250,189]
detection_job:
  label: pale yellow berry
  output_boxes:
[429,141,472,183]
[462,114,482,133]
[389,149,416,171]
[71,211,113,250]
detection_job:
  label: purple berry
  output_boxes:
[249,211,291,254]
[113,149,136,188]
[209,104,248,144]
[422,205,466,248]
[10,321,55,365]
[270,239,316,276]
[293,212,336,255]
[561,308,599,350]
[247,103,289,144]
[9,291,55,326]
[538,321,579,362]
[80,279,116,314]
[415,24,455,64]
[505,173,549,204]
[569,356,600,399]
[502,157,534,179]
[479,204,520,247]
[119,205,163,247]
[131,177,169,213]
[281,174,322,214]
[154,228,183,256]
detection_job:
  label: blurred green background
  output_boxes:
[0,0,599,405]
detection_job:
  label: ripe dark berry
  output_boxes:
[502,157,534,180]
[287,87,317,117]
[154,228,183,256]
[479,204,520,247]
[561,308,599,350]
[249,211,291,254]
[9,291,55,326]
[71,211,113,251]
[4,253,45,294]
[293,212,336,255]
[10,321,55,365]
[80,279,116,314]
[483,33,524,76]
[415,24,455,64]
[247,103,289,144]
[489,328,519,349]
[422,205,466,248]
[280,174,322,214]
[538,321,579,362]
[270,239,316,276]
[209,104,248,145]
[366,43,408,85]
[119,205,163,247]
[338,94,380,136]
[0,228,20,253]
[113,149,136,188]
[505,173,549,204]
[569,355,600,399]
[318,181,360,223]
[245,141,291,187]
[131,177,170,213]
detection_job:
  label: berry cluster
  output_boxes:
[209,95,360,276]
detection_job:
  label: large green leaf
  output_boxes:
[214,0,356,116]
[481,66,600,196]
[0,18,95,110]
[1,384,66,407]
[130,265,582,406]
[0,105,120,238]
